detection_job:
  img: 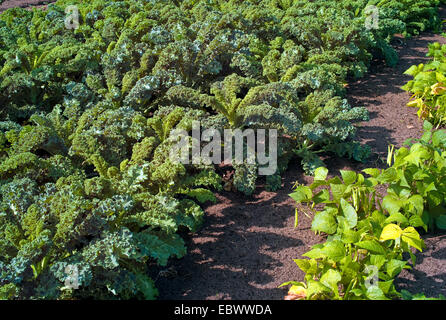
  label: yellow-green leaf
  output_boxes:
[379,224,402,241]
[401,227,424,251]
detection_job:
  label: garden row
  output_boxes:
[0,0,444,299]
[284,41,446,300]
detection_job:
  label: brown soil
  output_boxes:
[2,0,446,300]
[0,0,52,12]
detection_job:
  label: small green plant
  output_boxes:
[282,121,446,300]
[402,42,446,127]
[386,121,446,230]
[282,167,424,300]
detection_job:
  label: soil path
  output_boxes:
[156,12,446,300]
[0,0,52,12]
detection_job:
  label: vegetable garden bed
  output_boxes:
[1,0,446,300]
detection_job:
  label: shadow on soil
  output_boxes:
[154,162,321,300]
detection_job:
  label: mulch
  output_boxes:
[0,0,51,12]
[1,0,446,300]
